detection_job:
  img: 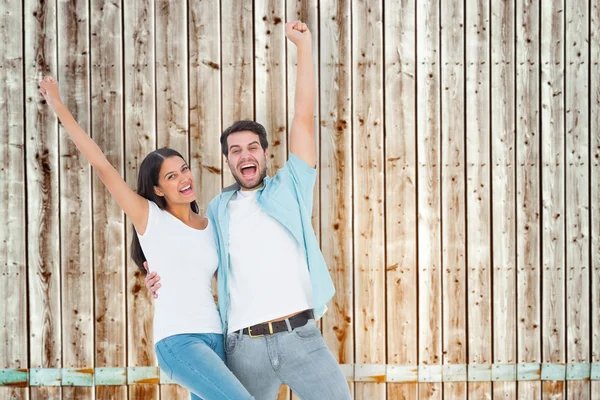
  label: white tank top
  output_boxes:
[136,201,222,343]
[227,190,314,334]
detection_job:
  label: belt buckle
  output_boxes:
[248,322,274,338]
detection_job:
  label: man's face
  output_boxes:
[225,131,268,190]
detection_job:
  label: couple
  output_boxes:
[40,21,351,400]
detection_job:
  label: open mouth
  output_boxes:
[179,184,193,196]
[240,163,257,178]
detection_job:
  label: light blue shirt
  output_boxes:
[207,153,335,333]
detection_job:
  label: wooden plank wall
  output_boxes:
[0,1,599,399]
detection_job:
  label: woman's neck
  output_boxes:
[165,203,194,222]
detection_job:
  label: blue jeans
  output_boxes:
[225,319,351,400]
[155,333,254,400]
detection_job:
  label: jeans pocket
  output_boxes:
[225,333,241,355]
[293,319,321,339]
[155,341,174,379]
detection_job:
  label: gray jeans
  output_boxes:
[225,319,351,400]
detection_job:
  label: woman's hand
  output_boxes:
[39,76,63,109]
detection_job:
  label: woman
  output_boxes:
[39,76,253,400]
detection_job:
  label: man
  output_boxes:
[145,21,351,400]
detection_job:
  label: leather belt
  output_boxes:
[237,310,314,338]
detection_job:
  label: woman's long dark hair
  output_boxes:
[130,148,199,274]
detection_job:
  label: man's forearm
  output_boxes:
[294,43,315,118]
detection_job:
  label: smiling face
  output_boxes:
[225,130,269,190]
[153,156,196,205]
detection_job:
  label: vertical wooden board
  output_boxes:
[286,0,320,244]
[255,0,286,179]
[516,0,541,396]
[189,0,222,213]
[440,0,466,397]
[352,0,385,399]
[221,0,253,187]
[592,0,600,397]
[160,385,189,400]
[384,0,417,398]
[0,1,28,399]
[156,0,188,153]
[124,0,158,398]
[276,385,290,400]
[565,0,590,397]
[540,0,566,398]
[57,1,94,398]
[24,0,62,398]
[417,0,442,397]
[491,0,517,397]
[90,1,127,398]
[465,0,492,397]
[319,0,354,397]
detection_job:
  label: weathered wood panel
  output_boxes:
[0,1,27,399]
[565,0,590,397]
[353,0,385,399]
[221,0,253,188]
[189,0,222,214]
[57,0,93,398]
[540,0,566,397]
[465,0,492,397]
[490,0,517,398]
[516,0,542,396]
[385,0,417,397]
[255,0,286,181]
[156,0,188,155]
[592,0,600,397]
[124,0,157,399]
[25,0,62,398]
[440,0,467,397]
[90,1,127,399]
[319,0,354,398]
[417,0,442,397]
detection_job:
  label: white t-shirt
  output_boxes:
[136,201,222,343]
[227,189,314,334]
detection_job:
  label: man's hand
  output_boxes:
[144,261,161,299]
[285,21,311,48]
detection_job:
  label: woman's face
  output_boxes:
[154,156,196,205]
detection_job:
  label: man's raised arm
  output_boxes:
[286,21,316,167]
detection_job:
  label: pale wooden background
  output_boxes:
[1,0,599,399]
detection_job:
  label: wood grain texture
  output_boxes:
[319,0,354,397]
[57,0,93,398]
[540,0,566,398]
[255,0,286,179]
[516,0,542,397]
[491,0,517,396]
[189,0,222,213]
[124,0,157,399]
[352,0,385,399]
[156,0,188,154]
[440,0,467,397]
[417,0,442,397]
[466,0,492,397]
[90,0,127,397]
[25,0,62,398]
[221,0,253,188]
[0,1,27,399]
[385,0,417,397]
[592,0,600,397]
[565,0,590,397]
